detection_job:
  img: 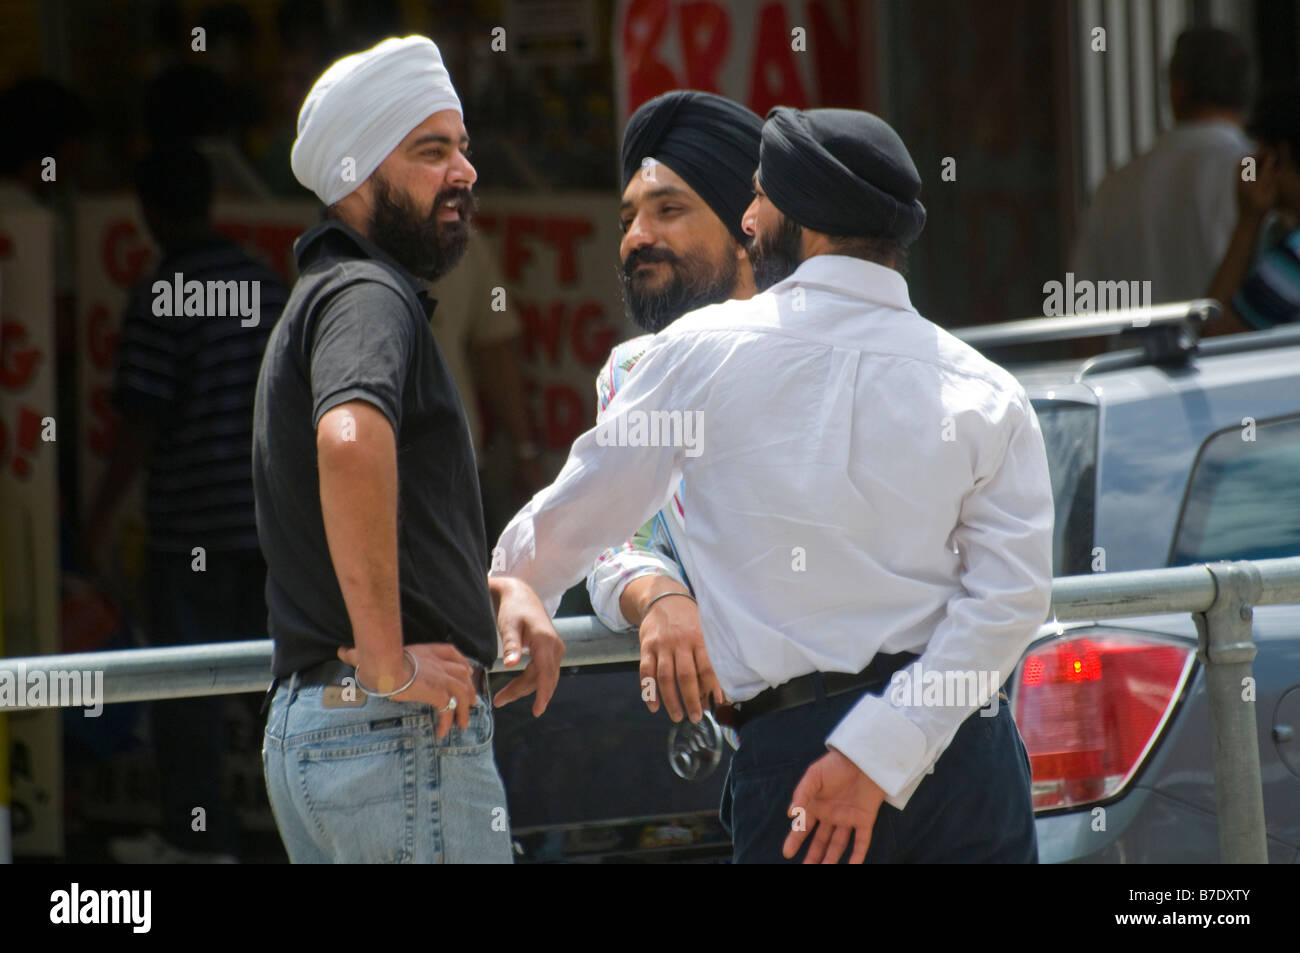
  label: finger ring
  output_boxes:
[439,696,458,713]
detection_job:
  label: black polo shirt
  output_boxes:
[252,219,497,676]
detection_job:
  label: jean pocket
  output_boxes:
[437,698,494,754]
[296,735,418,863]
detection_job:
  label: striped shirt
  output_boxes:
[113,236,288,552]
[586,334,691,631]
[1234,227,1300,330]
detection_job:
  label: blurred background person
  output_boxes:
[1207,84,1300,334]
[256,0,338,197]
[1071,27,1253,306]
[143,62,270,199]
[426,235,543,541]
[82,145,288,862]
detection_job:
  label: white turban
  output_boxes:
[291,35,462,206]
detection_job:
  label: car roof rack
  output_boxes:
[954,299,1220,368]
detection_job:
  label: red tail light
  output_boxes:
[1013,630,1194,811]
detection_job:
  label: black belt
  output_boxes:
[719,651,919,729]
[261,656,487,715]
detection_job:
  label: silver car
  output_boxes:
[975,307,1300,863]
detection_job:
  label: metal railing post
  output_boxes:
[1193,561,1268,864]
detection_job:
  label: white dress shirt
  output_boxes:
[1072,120,1252,304]
[492,255,1054,809]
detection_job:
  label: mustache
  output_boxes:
[622,246,680,276]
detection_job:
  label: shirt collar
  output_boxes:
[774,254,916,313]
[294,218,436,317]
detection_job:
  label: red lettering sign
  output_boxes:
[521,299,566,366]
[748,3,808,115]
[679,1,728,92]
[543,382,587,450]
[571,301,615,365]
[624,0,678,114]
[87,386,118,457]
[101,220,153,288]
[86,302,119,371]
[0,321,41,391]
[621,1,873,118]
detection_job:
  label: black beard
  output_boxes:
[747,214,804,291]
[367,175,476,281]
[619,244,739,333]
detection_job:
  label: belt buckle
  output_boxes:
[713,701,739,728]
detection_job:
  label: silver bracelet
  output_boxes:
[642,589,696,617]
[355,649,419,697]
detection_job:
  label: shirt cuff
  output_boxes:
[589,565,686,632]
[824,692,932,811]
[490,518,565,617]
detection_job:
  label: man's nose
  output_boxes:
[621,212,655,257]
[741,198,759,237]
[447,149,477,188]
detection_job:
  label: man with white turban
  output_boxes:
[254,35,564,864]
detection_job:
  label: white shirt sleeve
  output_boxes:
[492,336,698,616]
[587,525,689,632]
[825,393,1055,810]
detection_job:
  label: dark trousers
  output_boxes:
[720,679,1038,863]
[144,547,267,855]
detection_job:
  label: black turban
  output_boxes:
[621,90,763,245]
[757,107,926,245]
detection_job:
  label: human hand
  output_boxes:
[1238,148,1280,220]
[638,590,723,723]
[338,641,476,739]
[783,748,887,864]
[489,575,565,716]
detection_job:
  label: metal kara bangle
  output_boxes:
[642,589,696,617]
[355,649,419,698]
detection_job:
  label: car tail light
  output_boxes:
[1012,630,1195,811]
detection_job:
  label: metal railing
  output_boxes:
[5,555,1300,863]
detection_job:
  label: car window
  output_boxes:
[1170,414,1300,565]
[1032,400,1097,576]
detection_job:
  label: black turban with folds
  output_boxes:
[621,90,763,245]
[757,107,926,245]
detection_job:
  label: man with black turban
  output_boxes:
[616,89,762,333]
[492,107,1054,865]
[587,91,761,727]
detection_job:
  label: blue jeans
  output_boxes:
[720,683,1038,863]
[262,674,514,863]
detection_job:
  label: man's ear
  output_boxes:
[334,177,376,231]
